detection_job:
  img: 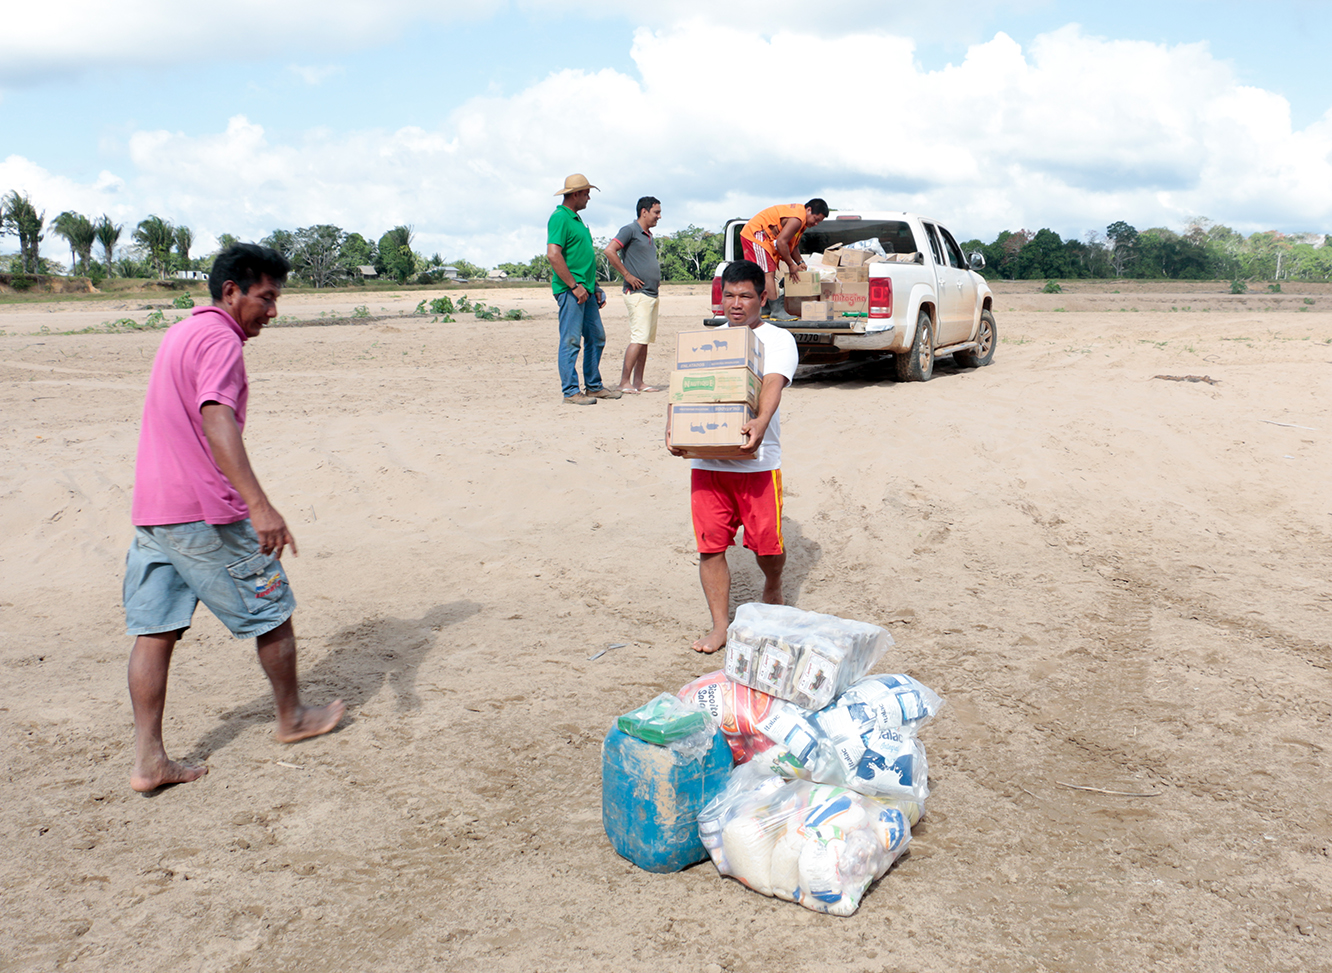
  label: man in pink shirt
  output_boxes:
[123,243,344,792]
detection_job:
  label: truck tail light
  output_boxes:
[869,277,892,318]
[710,274,724,315]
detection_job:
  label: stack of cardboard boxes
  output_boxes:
[667,328,764,459]
[779,246,921,321]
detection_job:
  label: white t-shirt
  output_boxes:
[692,322,798,473]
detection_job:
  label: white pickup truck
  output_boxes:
[705,211,996,381]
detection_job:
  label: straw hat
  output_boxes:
[555,173,599,196]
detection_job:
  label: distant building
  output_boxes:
[356,265,378,278]
[174,270,209,281]
[487,269,508,279]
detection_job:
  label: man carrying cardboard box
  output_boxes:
[667,260,799,654]
[739,199,829,322]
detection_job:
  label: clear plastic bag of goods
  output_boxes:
[603,696,733,873]
[696,763,911,916]
[723,603,893,711]
[681,669,941,811]
[617,692,718,761]
[677,669,784,765]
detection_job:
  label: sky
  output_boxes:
[3,0,1331,267]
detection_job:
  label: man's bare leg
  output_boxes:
[693,551,731,653]
[619,343,647,391]
[756,552,786,605]
[128,631,208,792]
[256,618,345,743]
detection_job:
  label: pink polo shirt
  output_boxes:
[131,306,251,526]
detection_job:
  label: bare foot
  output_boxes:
[131,757,208,793]
[276,699,346,743]
[692,627,727,654]
[762,582,784,605]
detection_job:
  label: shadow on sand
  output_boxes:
[184,600,481,761]
[726,515,821,612]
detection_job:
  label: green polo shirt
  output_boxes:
[547,204,596,296]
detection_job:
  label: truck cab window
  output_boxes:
[938,226,966,269]
[923,224,945,266]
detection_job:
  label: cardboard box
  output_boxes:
[837,249,872,267]
[800,301,833,321]
[676,328,763,375]
[779,267,822,297]
[668,403,754,459]
[820,245,843,266]
[827,282,869,315]
[835,265,869,283]
[669,366,761,411]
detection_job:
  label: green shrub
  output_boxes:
[172,292,195,309]
[503,308,528,320]
[1042,280,1062,294]
[429,296,454,315]
[1268,283,1282,293]
[1304,297,1315,305]
[352,305,370,319]
[1230,280,1247,294]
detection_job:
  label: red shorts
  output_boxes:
[691,468,784,555]
[741,234,777,274]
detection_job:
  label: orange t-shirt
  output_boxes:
[740,204,807,259]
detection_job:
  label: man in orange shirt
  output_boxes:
[739,199,829,321]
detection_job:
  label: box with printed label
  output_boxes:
[835,265,869,283]
[668,403,755,458]
[675,328,764,375]
[820,245,843,266]
[837,249,872,267]
[828,282,869,315]
[800,301,833,321]
[669,366,761,411]
[779,267,822,297]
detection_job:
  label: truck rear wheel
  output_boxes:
[895,309,934,382]
[956,309,996,368]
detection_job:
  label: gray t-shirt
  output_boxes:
[613,221,661,298]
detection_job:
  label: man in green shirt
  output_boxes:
[547,173,620,405]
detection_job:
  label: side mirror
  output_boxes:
[969,251,986,271]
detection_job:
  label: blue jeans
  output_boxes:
[556,290,606,397]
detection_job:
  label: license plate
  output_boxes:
[792,333,834,344]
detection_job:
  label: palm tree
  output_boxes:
[53,211,88,273]
[134,215,174,279]
[174,224,193,268]
[94,216,122,275]
[2,191,46,274]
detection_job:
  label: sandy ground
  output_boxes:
[1,280,1330,973]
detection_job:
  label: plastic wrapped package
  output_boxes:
[682,669,941,809]
[697,764,911,916]
[724,603,893,710]
[602,695,733,873]
[678,669,782,765]
[618,692,717,761]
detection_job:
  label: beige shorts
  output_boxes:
[623,291,659,345]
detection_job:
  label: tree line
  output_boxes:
[6,188,1329,289]
[961,219,1332,282]
[0,189,729,289]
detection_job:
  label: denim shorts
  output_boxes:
[124,520,296,639]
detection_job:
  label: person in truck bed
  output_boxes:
[739,199,829,321]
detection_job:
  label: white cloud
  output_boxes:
[0,0,503,84]
[9,22,1332,265]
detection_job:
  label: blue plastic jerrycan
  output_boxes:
[601,725,733,872]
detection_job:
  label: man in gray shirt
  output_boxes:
[604,196,663,393]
